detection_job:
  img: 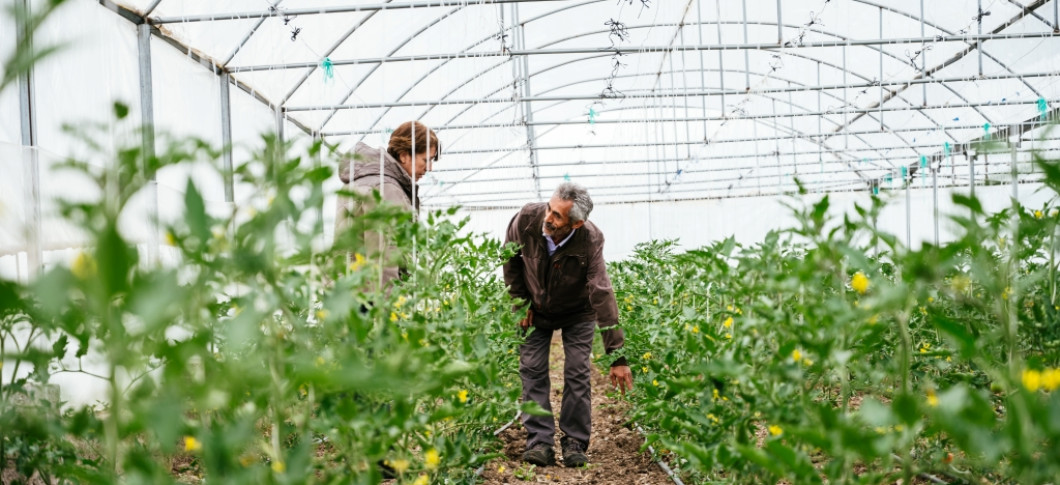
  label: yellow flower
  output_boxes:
[768,425,783,437]
[498,465,507,473]
[425,448,440,470]
[1034,210,1043,219]
[643,352,652,360]
[707,413,719,423]
[653,298,659,304]
[691,326,700,334]
[626,305,633,311]
[724,333,732,339]
[726,305,734,312]
[652,379,659,387]
[723,317,733,328]
[920,343,931,354]
[1043,369,1060,391]
[951,275,971,293]
[183,436,201,452]
[1002,287,1011,300]
[390,459,410,474]
[803,359,813,366]
[641,366,648,373]
[851,272,869,294]
[390,312,398,322]
[868,314,879,325]
[164,231,177,246]
[713,389,720,400]
[919,306,927,315]
[71,251,97,280]
[792,349,802,363]
[315,309,328,321]
[395,295,407,308]
[926,389,938,407]
[1023,369,1042,392]
[315,356,326,367]
[458,389,468,403]
[349,252,367,271]
[271,461,286,473]
[413,474,429,485]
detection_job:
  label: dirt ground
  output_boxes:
[477,332,675,485]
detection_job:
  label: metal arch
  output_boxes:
[327,0,1042,150]
[335,18,981,157]
[281,5,446,105]
[834,0,1051,134]
[143,0,164,16]
[221,0,289,67]
[343,0,608,144]
[425,90,889,197]
[474,68,908,169]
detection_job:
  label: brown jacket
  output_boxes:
[335,142,418,287]
[503,203,626,365]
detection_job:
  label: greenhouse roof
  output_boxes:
[103,0,1060,208]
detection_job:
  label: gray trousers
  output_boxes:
[520,320,595,450]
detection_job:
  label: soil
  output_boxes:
[476,331,675,485]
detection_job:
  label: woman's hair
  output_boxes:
[387,121,441,162]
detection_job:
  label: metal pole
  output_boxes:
[775,0,783,44]
[772,98,781,190]
[1012,134,1019,200]
[969,154,976,196]
[906,163,912,248]
[933,161,939,245]
[843,46,849,150]
[220,73,234,203]
[920,0,927,105]
[16,0,42,280]
[714,0,725,118]
[151,0,568,23]
[879,6,884,131]
[137,23,159,267]
[816,62,823,176]
[978,0,984,77]
[742,0,751,90]
[275,106,285,147]
[513,3,542,201]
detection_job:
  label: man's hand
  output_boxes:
[609,365,634,395]
[519,308,534,330]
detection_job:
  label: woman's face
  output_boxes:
[399,147,437,181]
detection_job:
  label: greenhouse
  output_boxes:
[2,0,1060,483]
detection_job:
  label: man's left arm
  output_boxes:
[585,239,633,394]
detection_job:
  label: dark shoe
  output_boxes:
[561,437,588,467]
[522,443,556,466]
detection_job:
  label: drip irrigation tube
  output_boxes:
[634,423,686,485]
[473,410,522,477]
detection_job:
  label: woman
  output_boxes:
[335,121,441,288]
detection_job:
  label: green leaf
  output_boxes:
[183,178,210,241]
[519,401,553,417]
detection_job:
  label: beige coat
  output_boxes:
[335,142,418,288]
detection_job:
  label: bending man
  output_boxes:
[503,182,634,468]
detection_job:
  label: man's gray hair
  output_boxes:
[553,182,593,222]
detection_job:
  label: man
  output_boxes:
[335,121,439,288]
[503,182,634,468]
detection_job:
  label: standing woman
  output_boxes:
[335,121,441,288]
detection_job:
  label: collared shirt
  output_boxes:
[543,228,577,256]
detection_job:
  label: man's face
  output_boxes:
[543,195,584,241]
[399,147,437,182]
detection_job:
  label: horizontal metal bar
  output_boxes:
[440,176,1047,209]
[294,92,1057,114]
[232,32,1058,72]
[430,172,1049,207]
[441,117,1057,156]
[423,146,1057,186]
[151,0,566,24]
